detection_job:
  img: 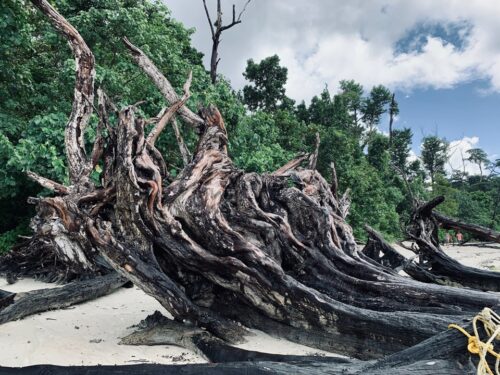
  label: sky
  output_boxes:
[165,0,500,174]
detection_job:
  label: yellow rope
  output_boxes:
[449,307,500,375]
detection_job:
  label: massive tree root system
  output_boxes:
[363,197,500,291]
[2,1,500,373]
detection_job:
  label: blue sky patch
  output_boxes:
[395,21,472,55]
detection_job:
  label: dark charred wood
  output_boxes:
[0,236,107,283]
[121,311,353,364]
[0,322,479,374]
[0,360,475,375]
[0,289,15,310]
[362,225,461,285]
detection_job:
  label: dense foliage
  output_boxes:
[1,0,498,252]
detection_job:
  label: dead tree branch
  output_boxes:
[122,37,203,129]
[330,162,339,200]
[146,71,192,146]
[433,211,500,243]
[202,0,252,83]
[0,274,127,325]
[171,118,192,166]
[272,153,308,175]
[308,132,320,170]
[26,171,69,195]
[31,0,94,183]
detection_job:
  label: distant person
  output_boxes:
[456,231,463,244]
[445,232,451,246]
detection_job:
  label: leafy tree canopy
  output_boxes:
[242,55,290,111]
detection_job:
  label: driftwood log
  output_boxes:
[362,225,464,286]
[433,211,500,243]
[2,1,500,373]
[363,197,500,291]
[0,273,128,324]
[0,321,479,374]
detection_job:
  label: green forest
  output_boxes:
[1,0,499,253]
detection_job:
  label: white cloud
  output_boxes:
[408,149,418,163]
[446,136,483,175]
[165,0,500,102]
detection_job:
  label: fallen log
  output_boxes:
[0,273,127,324]
[0,322,478,374]
[0,361,474,375]
[121,311,353,364]
[433,211,500,243]
[363,200,500,291]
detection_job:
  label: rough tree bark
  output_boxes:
[0,321,479,374]
[362,225,461,286]
[2,1,500,373]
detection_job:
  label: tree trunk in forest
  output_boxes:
[3,1,500,372]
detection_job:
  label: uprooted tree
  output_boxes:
[2,1,500,373]
[363,196,500,291]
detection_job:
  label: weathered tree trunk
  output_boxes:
[120,311,353,364]
[433,210,500,243]
[3,1,500,372]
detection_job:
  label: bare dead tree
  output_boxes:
[308,132,320,170]
[202,0,252,84]
[388,93,397,148]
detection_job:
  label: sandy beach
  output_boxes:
[1,243,498,367]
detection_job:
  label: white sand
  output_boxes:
[0,282,205,366]
[394,242,500,270]
[0,243,498,367]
